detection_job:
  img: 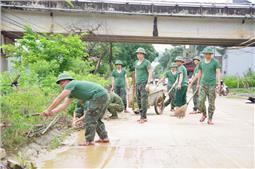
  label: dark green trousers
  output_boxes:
[136,83,148,119]
[84,94,109,142]
[164,86,176,109]
[175,86,187,107]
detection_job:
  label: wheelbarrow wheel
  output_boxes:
[154,95,165,115]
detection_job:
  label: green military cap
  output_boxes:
[202,47,214,54]
[56,73,74,84]
[115,60,123,65]
[169,62,178,68]
[193,56,200,61]
[135,47,146,54]
[175,56,185,62]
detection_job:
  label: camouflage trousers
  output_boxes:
[198,85,216,120]
[108,103,124,117]
[114,86,127,109]
[84,93,109,142]
[164,86,176,109]
[192,84,199,111]
[136,83,148,119]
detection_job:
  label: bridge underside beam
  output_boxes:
[2,31,253,47]
[2,8,255,46]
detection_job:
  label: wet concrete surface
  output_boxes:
[37,95,254,168]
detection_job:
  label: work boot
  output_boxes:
[199,115,207,122]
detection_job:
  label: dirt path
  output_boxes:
[37,95,254,168]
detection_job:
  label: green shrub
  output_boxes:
[222,72,255,88]
[0,86,53,149]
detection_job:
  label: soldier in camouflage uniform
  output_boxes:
[42,73,110,146]
[108,92,124,119]
[190,47,221,125]
[134,47,153,123]
[189,56,201,114]
[111,60,130,113]
[157,62,178,112]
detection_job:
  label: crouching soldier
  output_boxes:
[108,92,124,119]
[190,47,221,125]
[72,101,89,129]
[41,73,109,146]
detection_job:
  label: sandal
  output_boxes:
[79,141,95,146]
[199,115,207,122]
[207,120,214,125]
[95,138,110,143]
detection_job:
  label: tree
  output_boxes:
[113,43,158,72]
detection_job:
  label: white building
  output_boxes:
[222,47,255,76]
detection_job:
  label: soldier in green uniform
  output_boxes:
[190,47,221,125]
[111,60,130,113]
[173,56,188,115]
[134,47,153,123]
[157,62,178,112]
[189,56,201,114]
[108,92,124,119]
[41,73,109,146]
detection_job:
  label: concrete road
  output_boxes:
[37,95,254,168]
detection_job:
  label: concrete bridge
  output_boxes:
[1,0,255,47]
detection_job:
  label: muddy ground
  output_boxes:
[36,94,254,168]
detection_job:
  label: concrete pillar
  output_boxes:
[0,34,14,72]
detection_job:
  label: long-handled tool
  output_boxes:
[175,88,198,119]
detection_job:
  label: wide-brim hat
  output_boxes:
[170,62,178,68]
[175,56,185,62]
[135,47,146,54]
[115,60,123,65]
[56,73,74,84]
[202,47,214,54]
[193,56,200,61]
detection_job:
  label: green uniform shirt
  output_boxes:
[109,92,124,109]
[64,80,107,101]
[198,58,220,86]
[192,65,200,84]
[177,65,188,87]
[111,69,126,87]
[165,70,177,88]
[135,59,151,85]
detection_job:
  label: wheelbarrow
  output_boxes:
[148,89,166,115]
